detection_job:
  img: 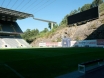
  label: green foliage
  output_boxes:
[41,28,49,33]
[69,9,78,16]
[60,14,69,26]
[21,29,39,43]
[53,24,58,28]
[57,37,62,42]
[36,24,59,38]
[48,23,58,29]
[81,4,91,12]
[78,7,81,12]
[99,2,104,12]
[91,0,103,8]
[48,22,51,29]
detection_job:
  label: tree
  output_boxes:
[81,4,91,12]
[59,14,69,26]
[21,28,40,43]
[43,28,49,33]
[31,29,39,36]
[73,9,78,14]
[35,29,39,35]
[69,9,78,16]
[25,29,31,38]
[48,22,51,29]
[78,7,81,12]
[91,0,103,8]
[53,24,58,28]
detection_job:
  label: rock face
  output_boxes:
[31,14,104,47]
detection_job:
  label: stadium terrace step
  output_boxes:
[78,59,104,73]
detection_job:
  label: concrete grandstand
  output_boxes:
[0,7,33,48]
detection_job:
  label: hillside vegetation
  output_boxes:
[21,0,104,47]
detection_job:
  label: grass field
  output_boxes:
[0,47,104,78]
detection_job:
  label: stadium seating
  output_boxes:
[0,20,31,48]
[0,39,3,47]
[3,38,19,48]
[16,38,31,47]
[1,22,14,32]
[0,37,31,48]
[0,21,23,33]
[12,22,23,33]
[0,7,33,48]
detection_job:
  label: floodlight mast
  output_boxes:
[33,17,57,29]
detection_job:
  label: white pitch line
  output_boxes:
[4,64,24,78]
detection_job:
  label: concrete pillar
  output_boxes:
[51,23,53,29]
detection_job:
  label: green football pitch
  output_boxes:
[0,47,104,78]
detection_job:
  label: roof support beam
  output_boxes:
[33,17,56,23]
[0,7,33,19]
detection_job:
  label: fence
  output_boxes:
[39,39,104,48]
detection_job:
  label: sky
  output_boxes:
[0,0,94,32]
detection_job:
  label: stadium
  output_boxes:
[0,0,104,78]
[0,7,32,48]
